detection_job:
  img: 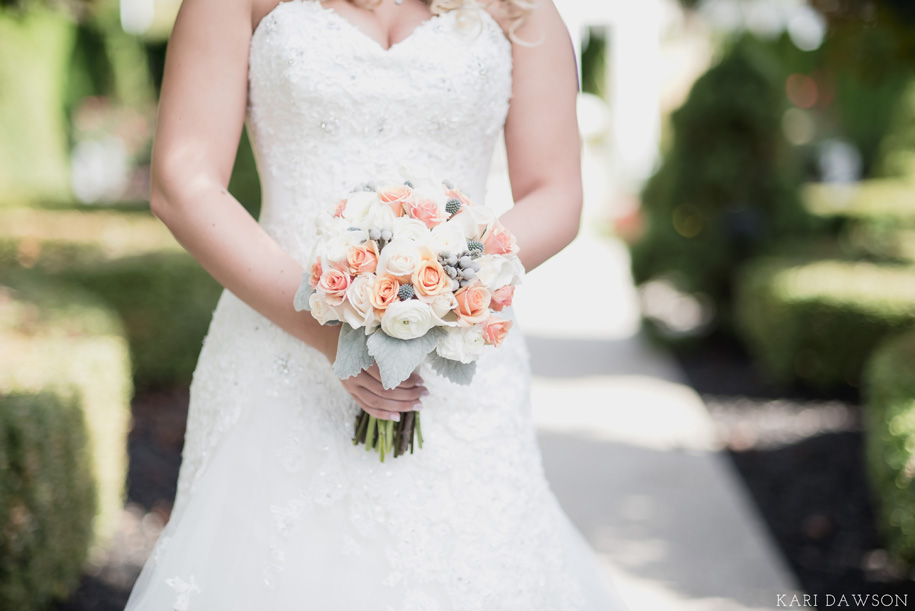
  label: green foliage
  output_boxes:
[631,35,813,333]
[229,126,263,219]
[59,252,222,389]
[0,275,132,608]
[863,330,915,569]
[0,207,222,389]
[735,257,915,390]
[875,79,915,179]
[0,9,76,203]
[801,179,915,263]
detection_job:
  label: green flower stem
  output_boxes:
[379,426,386,462]
[415,412,423,449]
[385,419,394,454]
[353,411,369,445]
[366,415,377,452]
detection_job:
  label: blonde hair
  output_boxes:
[351,0,537,44]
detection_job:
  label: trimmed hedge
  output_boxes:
[0,275,132,608]
[630,34,812,334]
[863,330,915,569]
[802,180,915,263]
[735,257,915,389]
[0,208,222,389]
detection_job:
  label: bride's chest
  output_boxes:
[247,0,513,140]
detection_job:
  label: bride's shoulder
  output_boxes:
[472,0,552,46]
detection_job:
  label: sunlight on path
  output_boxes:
[486,134,805,610]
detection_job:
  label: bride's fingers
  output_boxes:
[348,386,416,420]
[357,378,426,403]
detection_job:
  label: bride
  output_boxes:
[124,0,628,608]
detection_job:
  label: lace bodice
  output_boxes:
[247,0,513,263]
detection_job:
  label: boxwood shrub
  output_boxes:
[863,330,915,569]
[0,207,222,389]
[0,275,132,609]
[735,257,915,389]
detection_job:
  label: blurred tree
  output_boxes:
[630,34,813,336]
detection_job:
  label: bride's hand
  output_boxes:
[341,364,427,422]
[317,325,427,421]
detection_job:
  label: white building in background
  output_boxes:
[556,0,666,190]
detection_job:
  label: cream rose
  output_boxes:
[309,292,339,325]
[376,239,431,282]
[363,202,398,231]
[476,255,524,291]
[380,299,436,340]
[341,191,378,222]
[341,274,378,331]
[428,222,468,254]
[435,326,485,364]
[391,217,430,244]
[421,291,459,323]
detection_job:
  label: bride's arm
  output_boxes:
[151,0,331,353]
[151,0,424,420]
[496,0,583,272]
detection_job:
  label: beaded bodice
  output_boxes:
[246,0,513,262]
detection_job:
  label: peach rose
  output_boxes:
[405,197,447,229]
[333,198,348,218]
[482,316,513,347]
[345,240,379,276]
[445,188,475,210]
[318,268,351,306]
[483,221,519,256]
[308,259,323,290]
[412,259,451,298]
[377,185,413,217]
[490,285,515,312]
[454,284,491,325]
[370,275,401,313]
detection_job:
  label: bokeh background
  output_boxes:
[2,0,915,608]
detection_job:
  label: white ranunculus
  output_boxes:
[309,292,340,325]
[340,273,378,331]
[475,254,524,291]
[428,221,468,255]
[342,191,378,222]
[435,325,485,364]
[362,202,398,231]
[380,299,436,340]
[391,217,430,244]
[376,238,428,282]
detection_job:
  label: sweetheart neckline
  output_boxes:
[252,0,510,57]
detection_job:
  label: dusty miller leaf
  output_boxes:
[366,328,444,390]
[333,323,374,380]
[428,353,477,386]
[293,275,314,312]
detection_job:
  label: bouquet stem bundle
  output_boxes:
[352,409,423,461]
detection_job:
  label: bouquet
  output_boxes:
[294,170,524,461]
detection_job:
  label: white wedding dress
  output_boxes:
[124,1,627,609]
